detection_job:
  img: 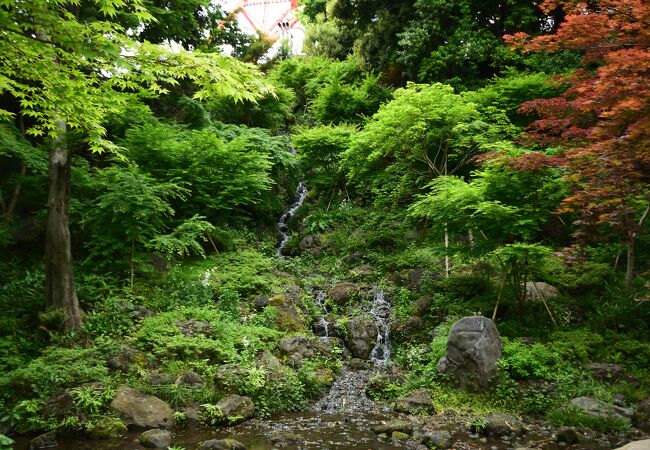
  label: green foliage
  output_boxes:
[69,385,115,417]
[0,433,14,450]
[82,296,136,338]
[0,347,108,401]
[500,339,562,380]
[149,215,215,259]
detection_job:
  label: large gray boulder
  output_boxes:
[524,282,559,301]
[110,385,174,428]
[393,388,434,414]
[344,316,378,359]
[614,440,650,450]
[437,316,502,390]
[29,431,57,450]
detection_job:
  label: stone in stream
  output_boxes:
[87,416,128,439]
[419,430,452,449]
[372,419,414,436]
[436,315,502,391]
[110,385,174,428]
[555,427,581,445]
[29,431,57,449]
[140,429,172,448]
[344,316,378,359]
[634,397,650,431]
[614,440,650,450]
[216,395,255,423]
[197,438,247,450]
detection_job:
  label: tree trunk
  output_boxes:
[625,237,635,296]
[45,119,83,329]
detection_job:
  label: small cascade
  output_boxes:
[276,181,308,257]
[312,367,382,415]
[369,286,391,366]
[313,290,330,340]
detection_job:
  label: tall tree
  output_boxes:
[0,0,272,328]
[505,0,650,294]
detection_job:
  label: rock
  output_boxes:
[614,440,650,450]
[474,413,524,436]
[269,431,302,446]
[140,429,172,448]
[30,431,57,449]
[420,430,452,449]
[107,346,140,372]
[176,371,204,389]
[150,253,170,272]
[87,416,128,439]
[181,403,202,427]
[372,419,413,435]
[437,316,502,391]
[299,234,322,250]
[342,251,364,264]
[216,395,254,423]
[42,390,75,420]
[344,316,378,359]
[327,283,360,305]
[148,371,174,386]
[524,282,559,301]
[391,431,410,440]
[277,335,331,363]
[268,290,307,332]
[634,397,650,431]
[570,396,633,421]
[175,320,216,338]
[588,363,626,381]
[393,388,434,414]
[413,296,433,315]
[251,295,269,309]
[132,305,154,321]
[406,316,424,330]
[256,351,284,372]
[197,439,247,450]
[349,358,372,371]
[366,372,405,399]
[110,385,174,428]
[556,427,580,445]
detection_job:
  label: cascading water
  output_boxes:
[313,290,330,340]
[369,286,391,366]
[276,181,308,257]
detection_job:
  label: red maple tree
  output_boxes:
[505,0,650,294]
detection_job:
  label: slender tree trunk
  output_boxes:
[626,237,635,296]
[6,161,27,218]
[130,237,135,289]
[45,119,83,329]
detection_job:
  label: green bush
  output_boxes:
[548,405,631,432]
[500,339,562,380]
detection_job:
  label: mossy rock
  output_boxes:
[87,416,128,439]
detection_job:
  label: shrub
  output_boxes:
[500,339,562,380]
[548,405,631,432]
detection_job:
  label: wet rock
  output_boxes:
[110,385,174,428]
[614,440,650,450]
[181,403,202,427]
[344,316,378,359]
[406,316,424,330]
[524,281,559,301]
[437,316,502,391]
[570,396,633,421]
[349,358,372,371]
[391,431,410,440]
[175,320,216,338]
[87,416,128,439]
[474,413,524,436]
[342,251,364,264]
[327,283,360,305]
[420,430,452,449]
[556,427,580,444]
[216,395,254,422]
[269,431,302,446]
[251,295,269,309]
[29,431,57,449]
[197,439,247,450]
[107,346,141,372]
[140,429,172,448]
[393,388,434,414]
[176,371,204,389]
[372,419,413,435]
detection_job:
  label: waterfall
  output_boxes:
[276,181,308,257]
[313,290,330,339]
[369,287,391,366]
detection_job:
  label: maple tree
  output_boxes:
[505,0,650,294]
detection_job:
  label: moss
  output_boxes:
[87,416,127,439]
